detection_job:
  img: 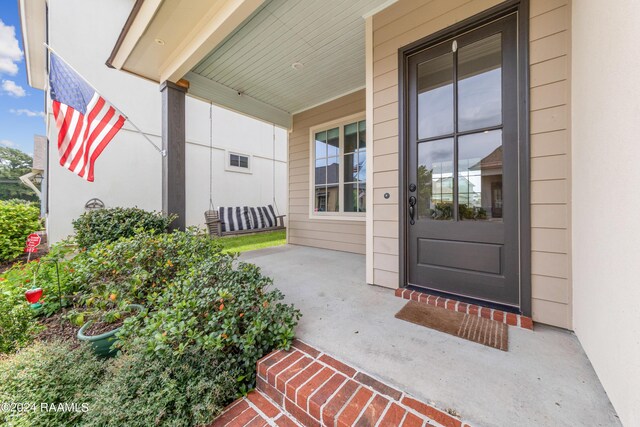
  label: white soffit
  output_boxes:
[19,0,47,90]
[116,0,265,83]
[189,0,395,115]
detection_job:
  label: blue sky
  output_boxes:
[0,1,45,155]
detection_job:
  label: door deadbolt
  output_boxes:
[409,183,417,192]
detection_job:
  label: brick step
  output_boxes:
[211,390,302,427]
[212,339,472,427]
[395,288,534,330]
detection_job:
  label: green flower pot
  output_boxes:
[77,304,144,358]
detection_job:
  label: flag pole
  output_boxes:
[43,43,166,157]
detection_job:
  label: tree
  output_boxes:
[0,147,39,202]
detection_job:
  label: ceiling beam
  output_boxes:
[186,72,291,129]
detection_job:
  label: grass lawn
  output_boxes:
[219,229,286,254]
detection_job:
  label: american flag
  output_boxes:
[49,53,125,182]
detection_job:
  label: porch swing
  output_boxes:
[203,103,285,237]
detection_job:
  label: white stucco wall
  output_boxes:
[45,0,287,243]
[572,1,640,426]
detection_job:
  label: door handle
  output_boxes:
[409,196,416,225]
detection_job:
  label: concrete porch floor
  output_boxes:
[241,245,620,427]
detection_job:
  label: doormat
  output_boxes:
[395,301,508,351]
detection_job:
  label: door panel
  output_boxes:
[406,13,519,307]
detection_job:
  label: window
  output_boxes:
[311,116,366,217]
[229,153,249,168]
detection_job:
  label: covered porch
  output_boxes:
[241,245,618,427]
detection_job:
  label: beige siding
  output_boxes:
[370,0,573,328]
[288,90,366,254]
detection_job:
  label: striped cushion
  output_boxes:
[253,205,277,229]
[218,206,251,232]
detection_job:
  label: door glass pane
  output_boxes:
[418,53,454,139]
[457,130,503,221]
[458,33,502,132]
[418,138,454,220]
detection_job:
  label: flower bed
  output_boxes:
[0,211,300,426]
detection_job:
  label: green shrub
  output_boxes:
[0,341,109,427]
[0,243,78,353]
[0,289,42,354]
[118,258,300,392]
[68,230,224,307]
[84,347,236,427]
[71,229,300,392]
[0,200,41,262]
[71,207,174,248]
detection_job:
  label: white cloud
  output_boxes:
[0,20,23,76]
[1,79,26,97]
[0,139,17,148]
[10,108,44,117]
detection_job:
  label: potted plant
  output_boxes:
[76,304,144,357]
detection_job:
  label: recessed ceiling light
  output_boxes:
[154,38,165,46]
[291,62,304,71]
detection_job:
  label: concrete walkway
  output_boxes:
[241,245,620,427]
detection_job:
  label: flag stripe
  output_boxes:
[83,115,125,181]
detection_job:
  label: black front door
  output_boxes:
[405,13,520,307]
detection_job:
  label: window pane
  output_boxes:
[458,33,502,132]
[327,127,339,157]
[357,148,366,182]
[239,156,248,168]
[326,156,339,184]
[418,138,454,220]
[418,53,454,139]
[315,186,327,212]
[345,123,358,153]
[315,131,327,159]
[344,183,357,212]
[315,158,327,185]
[344,153,357,183]
[326,183,339,212]
[457,130,503,221]
[358,182,366,212]
[358,121,366,149]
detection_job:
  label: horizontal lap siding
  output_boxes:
[529,0,572,329]
[372,0,572,328]
[288,90,366,254]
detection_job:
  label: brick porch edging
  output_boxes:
[395,288,534,330]
[212,339,473,427]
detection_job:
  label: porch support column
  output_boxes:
[160,80,187,231]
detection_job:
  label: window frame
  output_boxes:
[225,150,252,174]
[308,112,366,221]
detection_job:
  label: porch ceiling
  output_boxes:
[188,0,392,118]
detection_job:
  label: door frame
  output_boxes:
[397,0,531,316]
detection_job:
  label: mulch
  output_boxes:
[0,248,48,274]
[35,308,81,348]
